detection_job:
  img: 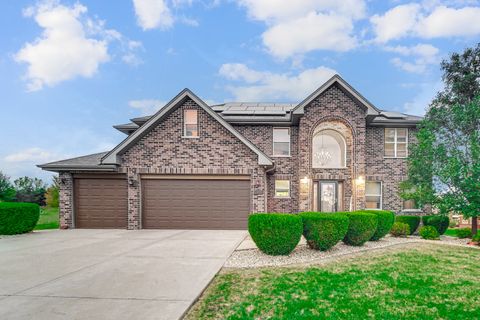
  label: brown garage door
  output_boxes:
[74,176,128,228]
[142,177,251,229]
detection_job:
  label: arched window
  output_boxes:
[312,129,346,168]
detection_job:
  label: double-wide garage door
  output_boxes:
[73,175,250,229]
[142,177,251,229]
[74,176,128,228]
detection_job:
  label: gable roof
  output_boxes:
[292,74,381,116]
[101,89,273,166]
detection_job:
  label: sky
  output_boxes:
[1,0,480,183]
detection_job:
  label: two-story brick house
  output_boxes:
[39,75,422,230]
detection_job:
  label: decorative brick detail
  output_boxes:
[58,172,73,229]
[120,98,267,228]
[297,84,367,212]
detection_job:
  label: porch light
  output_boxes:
[301,176,309,184]
[355,176,365,185]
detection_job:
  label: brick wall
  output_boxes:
[366,127,418,212]
[58,172,73,229]
[120,98,267,229]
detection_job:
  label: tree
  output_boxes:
[402,43,480,235]
[45,176,59,208]
[0,171,16,202]
[13,176,47,206]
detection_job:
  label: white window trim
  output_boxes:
[272,127,291,157]
[274,180,290,198]
[384,128,408,159]
[365,181,383,210]
[183,109,199,138]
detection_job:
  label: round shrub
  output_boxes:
[248,213,303,256]
[456,228,472,239]
[390,222,409,237]
[300,212,349,251]
[472,233,480,244]
[0,202,40,235]
[419,225,440,240]
[361,210,395,241]
[343,212,378,246]
[395,215,421,235]
[422,215,449,235]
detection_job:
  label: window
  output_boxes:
[184,109,198,137]
[384,128,408,158]
[403,199,418,210]
[312,129,346,168]
[365,181,382,209]
[273,128,290,156]
[275,180,290,198]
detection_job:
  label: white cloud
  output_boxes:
[385,44,440,73]
[4,147,60,163]
[15,1,141,91]
[370,4,421,43]
[129,99,167,115]
[262,12,356,58]
[219,63,336,101]
[236,0,366,59]
[133,0,174,30]
[371,3,480,42]
[403,81,444,115]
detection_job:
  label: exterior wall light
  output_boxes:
[355,176,365,185]
[301,176,309,184]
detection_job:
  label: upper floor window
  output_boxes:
[384,128,408,158]
[184,109,198,137]
[366,181,382,209]
[312,129,346,168]
[273,128,290,156]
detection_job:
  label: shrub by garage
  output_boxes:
[422,215,449,235]
[343,212,378,246]
[395,215,421,235]
[361,210,395,241]
[248,213,303,256]
[300,212,349,251]
[0,202,40,235]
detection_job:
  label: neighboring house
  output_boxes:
[39,75,423,230]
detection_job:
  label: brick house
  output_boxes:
[39,75,423,230]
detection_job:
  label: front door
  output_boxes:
[319,181,337,212]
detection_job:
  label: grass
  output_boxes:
[186,244,480,320]
[34,207,59,230]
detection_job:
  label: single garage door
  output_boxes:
[74,175,128,228]
[142,177,251,229]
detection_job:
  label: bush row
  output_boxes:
[0,202,40,235]
[248,210,395,256]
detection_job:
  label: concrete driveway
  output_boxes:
[0,229,246,320]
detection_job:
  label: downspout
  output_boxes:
[263,162,276,212]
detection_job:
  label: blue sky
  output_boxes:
[1,0,479,182]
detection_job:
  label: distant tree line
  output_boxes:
[0,171,59,207]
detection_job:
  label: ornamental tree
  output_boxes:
[401,43,480,235]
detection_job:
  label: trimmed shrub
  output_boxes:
[0,202,40,235]
[456,228,472,239]
[449,220,458,228]
[343,212,378,246]
[472,233,480,244]
[395,215,421,235]
[300,212,349,251]
[419,226,440,240]
[422,215,449,235]
[360,210,395,241]
[248,213,303,255]
[390,222,409,237]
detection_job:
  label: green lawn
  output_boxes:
[187,244,480,320]
[34,207,59,230]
